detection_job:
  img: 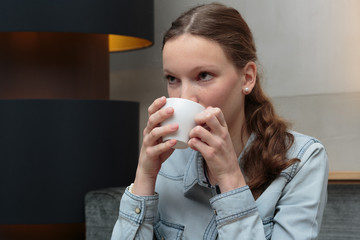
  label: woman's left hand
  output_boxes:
[188,107,246,193]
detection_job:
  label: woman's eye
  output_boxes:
[198,72,213,81]
[165,75,177,84]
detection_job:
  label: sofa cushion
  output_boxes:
[318,184,360,240]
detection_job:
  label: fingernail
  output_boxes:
[166,107,173,114]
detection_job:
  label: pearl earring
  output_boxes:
[244,87,249,94]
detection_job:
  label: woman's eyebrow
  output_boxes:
[164,64,218,74]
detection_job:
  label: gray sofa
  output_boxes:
[85,184,360,240]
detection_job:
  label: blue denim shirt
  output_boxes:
[111,131,328,239]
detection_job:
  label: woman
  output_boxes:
[112,3,328,239]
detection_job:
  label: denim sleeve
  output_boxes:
[271,142,328,239]
[210,186,267,239]
[111,188,158,240]
[210,142,328,240]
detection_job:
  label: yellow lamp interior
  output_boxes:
[109,34,152,52]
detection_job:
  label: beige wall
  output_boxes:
[110,0,360,172]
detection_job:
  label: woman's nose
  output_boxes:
[180,83,198,102]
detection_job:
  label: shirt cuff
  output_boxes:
[209,185,257,227]
[119,188,159,225]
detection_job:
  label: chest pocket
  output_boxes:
[154,219,184,240]
[262,217,274,240]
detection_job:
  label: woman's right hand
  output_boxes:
[132,96,178,195]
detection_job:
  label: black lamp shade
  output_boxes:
[0,0,154,51]
[0,100,139,224]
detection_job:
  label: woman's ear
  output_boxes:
[241,61,257,95]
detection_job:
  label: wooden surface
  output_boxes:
[329,172,360,184]
[329,171,360,180]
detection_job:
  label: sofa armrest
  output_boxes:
[85,187,126,240]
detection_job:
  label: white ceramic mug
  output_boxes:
[161,98,205,149]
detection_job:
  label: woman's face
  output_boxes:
[162,34,247,132]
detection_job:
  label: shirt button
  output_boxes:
[135,207,141,214]
[214,209,217,215]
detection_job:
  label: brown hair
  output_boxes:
[163,3,298,197]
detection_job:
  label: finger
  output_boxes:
[144,123,178,146]
[159,144,176,164]
[195,107,227,128]
[145,106,174,134]
[143,96,167,135]
[189,124,224,151]
[148,96,166,116]
[205,107,227,127]
[211,107,227,127]
[189,125,212,144]
[194,108,226,136]
[204,112,224,136]
[145,139,177,159]
[188,137,212,157]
